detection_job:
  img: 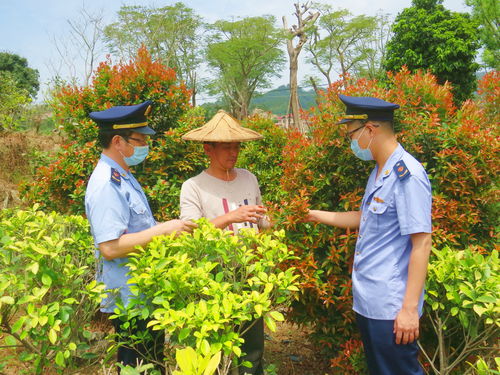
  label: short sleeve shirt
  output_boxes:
[352,144,432,320]
[85,154,156,313]
[180,168,263,234]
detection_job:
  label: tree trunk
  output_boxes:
[191,72,197,107]
[283,3,319,132]
[309,77,321,106]
[289,54,301,130]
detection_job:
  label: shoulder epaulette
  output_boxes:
[110,168,121,186]
[394,160,411,181]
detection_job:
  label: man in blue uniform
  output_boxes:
[305,95,432,375]
[85,100,196,372]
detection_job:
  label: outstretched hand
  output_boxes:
[230,205,267,224]
[159,219,197,236]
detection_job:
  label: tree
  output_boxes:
[283,2,319,131]
[48,6,106,86]
[465,0,500,69]
[0,52,39,98]
[384,0,480,103]
[205,16,285,120]
[355,12,393,80]
[0,71,31,131]
[305,5,378,86]
[104,3,203,105]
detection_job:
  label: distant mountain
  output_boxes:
[199,85,318,118]
[250,85,317,115]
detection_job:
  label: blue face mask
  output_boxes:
[123,145,149,166]
[350,127,374,161]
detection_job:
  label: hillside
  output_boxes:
[250,85,317,115]
[201,86,318,117]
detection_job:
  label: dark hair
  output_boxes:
[98,129,133,149]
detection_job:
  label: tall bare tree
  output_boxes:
[48,6,106,86]
[305,5,378,86]
[283,2,319,132]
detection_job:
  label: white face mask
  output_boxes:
[350,127,374,161]
[123,145,149,166]
[120,137,149,166]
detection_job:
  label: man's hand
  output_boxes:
[158,219,197,236]
[304,209,319,223]
[230,205,267,224]
[394,307,420,344]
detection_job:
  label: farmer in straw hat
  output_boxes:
[180,110,269,374]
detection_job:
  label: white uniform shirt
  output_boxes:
[180,168,263,234]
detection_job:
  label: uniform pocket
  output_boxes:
[367,201,391,231]
[368,202,388,215]
[129,200,150,231]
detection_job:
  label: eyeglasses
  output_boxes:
[124,136,149,146]
[345,124,366,139]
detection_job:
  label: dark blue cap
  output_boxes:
[89,100,156,135]
[337,95,400,124]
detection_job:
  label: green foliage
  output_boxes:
[468,356,500,375]
[420,247,499,374]
[465,0,500,69]
[0,206,105,374]
[238,115,288,203]
[206,15,286,119]
[104,3,203,98]
[306,6,378,83]
[236,68,499,370]
[21,47,201,216]
[0,71,31,131]
[113,219,299,373]
[0,52,39,98]
[173,347,221,375]
[384,0,481,102]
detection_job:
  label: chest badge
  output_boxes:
[110,168,121,186]
[394,160,411,181]
[374,196,385,203]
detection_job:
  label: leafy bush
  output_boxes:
[237,69,499,367]
[420,247,499,375]
[20,47,205,216]
[0,71,31,131]
[112,219,299,374]
[0,205,105,373]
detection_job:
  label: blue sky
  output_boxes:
[0,0,470,102]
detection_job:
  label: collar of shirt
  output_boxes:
[371,143,404,190]
[100,153,147,194]
[100,154,129,179]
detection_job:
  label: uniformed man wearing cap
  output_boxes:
[180,110,270,375]
[85,101,196,372]
[305,95,432,375]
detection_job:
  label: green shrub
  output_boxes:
[0,205,105,373]
[20,46,201,216]
[112,219,299,374]
[236,69,499,369]
[420,247,499,375]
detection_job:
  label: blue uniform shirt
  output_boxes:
[85,154,156,313]
[353,144,432,320]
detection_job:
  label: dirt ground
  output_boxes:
[0,130,62,209]
[264,321,332,375]
[0,318,333,375]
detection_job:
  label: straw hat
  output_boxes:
[182,110,263,142]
